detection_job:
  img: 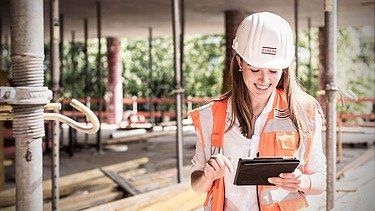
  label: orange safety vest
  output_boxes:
[190,89,316,211]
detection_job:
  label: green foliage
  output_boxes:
[296,28,320,96]
[296,26,374,117]
[42,27,373,117]
[121,35,224,99]
[184,35,224,97]
[335,26,374,115]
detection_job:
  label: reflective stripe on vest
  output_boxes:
[190,89,316,211]
[190,99,228,211]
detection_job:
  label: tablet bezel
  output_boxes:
[233,157,300,186]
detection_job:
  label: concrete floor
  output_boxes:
[2,124,374,210]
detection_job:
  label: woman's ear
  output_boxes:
[235,55,242,68]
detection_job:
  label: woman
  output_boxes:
[190,12,326,211]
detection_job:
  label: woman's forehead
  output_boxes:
[247,64,281,71]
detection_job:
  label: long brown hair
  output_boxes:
[222,55,321,139]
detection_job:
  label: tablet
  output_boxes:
[233,157,300,186]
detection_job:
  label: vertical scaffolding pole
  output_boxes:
[96,1,103,153]
[0,17,4,191]
[59,14,65,145]
[171,0,184,183]
[294,0,299,78]
[84,18,90,145]
[59,14,64,92]
[307,17,312,94]
[68,30,77,157]
[0,18,3,70]
[11,0,45,210]
[49,0,60,209]
[4,34,10,71]
[148,27,155,124]
[324,0,338,210]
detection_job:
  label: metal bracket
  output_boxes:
[170,88,185,95]
[0,98,99,134]
[44,99,100,134]
[0,86,52,105]
[325,83,339,91]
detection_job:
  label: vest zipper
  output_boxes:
[256,185,261,210]
[256,152,261,210]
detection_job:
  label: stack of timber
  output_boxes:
[0,158,148,210]
[0,158,200,211]
[84,181,206,211]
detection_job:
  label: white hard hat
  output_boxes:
[232,12,294,69]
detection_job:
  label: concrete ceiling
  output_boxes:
[0,0,374,40]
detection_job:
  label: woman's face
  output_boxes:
[236,56,283,102]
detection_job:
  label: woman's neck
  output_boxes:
[251,94,271,116]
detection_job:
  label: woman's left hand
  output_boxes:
[267,169,309,193]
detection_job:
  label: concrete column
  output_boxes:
[106,37,123,124]
[223,10,248,93]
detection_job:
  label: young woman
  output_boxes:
[190,12,326,211]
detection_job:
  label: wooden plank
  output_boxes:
[0,157,148,207]
[100,169,140,195]
[0,71,7,192]
[43,186,123,211]
[337,148,374,179]
[84,181,192,211]
[106,130,176,145]
[0,122,4,191]
[141,187,205,211]
[126,166,191,192]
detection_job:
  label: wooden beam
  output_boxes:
[140,187,205,211]
[84,181,194,210]
[106,130,176,145]
[43,187,123,211]
[337,148,374,179]
[0,121,4,191]
[0,157,148,207]
[0,70,8,191]
[100,168,140,195]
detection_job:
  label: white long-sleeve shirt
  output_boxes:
[191,91,327,211]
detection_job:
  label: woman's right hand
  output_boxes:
[203,154,234,182]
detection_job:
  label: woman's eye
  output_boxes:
[269,70,279,74]
[250,68,260,72]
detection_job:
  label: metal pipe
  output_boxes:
[11,0,45,210]
[180,0,185,85]
[68,30,76,157]
[96,1,103,153]
[294,0,299,78]
[5,34,10,71]
[59,13,65,145]
[84,18,89,145]
[307,17,312,94]
[59,14,64,90]
[49,0,60,209]
[171,0,184,183]
[324,0,338,210]
[51,106,59,211]
[148,27,155,124]
[0,18,3,70]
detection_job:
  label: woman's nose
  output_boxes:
[259,70,269,84]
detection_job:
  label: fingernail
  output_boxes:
[268,178,273,183]
[279,173,284,177]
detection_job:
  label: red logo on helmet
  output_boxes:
[261,47,277,55]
